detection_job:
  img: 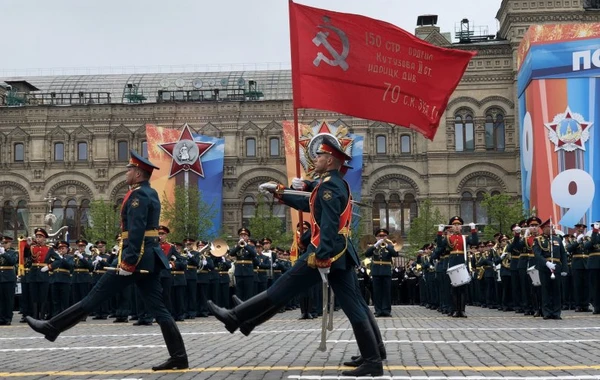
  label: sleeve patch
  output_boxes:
[131,198,140,208]
[322,190,333,201]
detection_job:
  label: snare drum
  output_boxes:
[447,263,471,287]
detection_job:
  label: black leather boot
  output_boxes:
[459,292,467,318]
[152,319,188,371]
[231,294,282,336]
[341,320,383,376]
[26,302,88,342]
[343,310,386,366]
[232,294,243,306]
[208,292,272,334]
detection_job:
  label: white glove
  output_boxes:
[26,237,33,245]
[318,267,330,283]
[375,239,385,248]
[258,182,277,194]
[0,248,4,254]
[291,177,306,190]
[360,268,365,273]
[438,224,445,232]
[202,259,207,266]
[187,252,193,258]
[41,266,49,273]
[513,226,522,234]
[171,255,177,261]
[272,263,276,268]
[594,223,600,230]
[76,252,83,259]
[561,272,568,277]
[57,254,63,259]
[94,256,102,263]
[500,252,507,259]
[545,261,556,271]
[222,257,226,262]
[577,234,584,243]
[117,268,133,276]
[469,222,476,230]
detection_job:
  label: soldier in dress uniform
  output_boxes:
[478,241,498,309]
[254,240,271,295]
[496,234,513,311]
[423,244,438,309]
[365,228,398,317]
[261,238,276,288]
[196,241,213,316]
[533,218,567,319]
[215,252,232,309]
[567,223,591,312]
[561,234,575,310]
[91,240,111,319]
[171,242,187,321]
[513,217,539,315]
[508,222,524,313]
[209,139,385,377]
[26,150,188,371]
[436,216,478,317]
[584,221,600,314]
[182,238,200,319]
[45,241,73,317]
[0,236,18,325]
[431,242,450,313]
[71,239,93,319]
[230,227,257,301]
[158,225,177,314]
[24,228,55,320]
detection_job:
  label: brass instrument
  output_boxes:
[477,266,485,280]
[210,239,229,257]
[238,238,246,248]
[501,245,510,269]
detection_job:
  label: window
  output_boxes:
[2,201,14,233]
[53,199,91,237]
[460,191,488,225]
[485,113,505,151]
[54,142,64,161]
[242,195,256,226]
[78,199,91,237]
[141,141,148,158]
[117,141,128,161]
[14,143,24,162]
[371,193,417,236]
[246,138,256,157]
[53,200,64,226]
[455,114,474,151]
[0,200,28,238]
[376,135,386,154]
[400,135,411,153]
[77,142,88,161]
[269,137,280,157]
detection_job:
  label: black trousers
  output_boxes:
[0,281,16,323]
[197,283,210,316]
[51,283,71,317]
[572,268,589,309]
[185,279,197,317]
[372,276,392,314]
[235,276,254,301]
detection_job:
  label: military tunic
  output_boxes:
[533,235,567,318]
[0,248,18,324]
[365,243,398,316]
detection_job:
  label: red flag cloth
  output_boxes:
[289,1,476,140]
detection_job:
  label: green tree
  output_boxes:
[161,185,217,243]
[248,196,290,248]
[481,193,527,241]
[84,199,120,243]
[406,199,445,258]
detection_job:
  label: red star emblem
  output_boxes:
[159,124,214,178]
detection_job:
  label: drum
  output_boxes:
[446,263,471,287]
[527,265,541,287]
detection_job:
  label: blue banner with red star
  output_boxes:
[146,124,224,238]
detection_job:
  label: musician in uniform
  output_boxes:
[215,252,232,308]
[437,217,478,317]
[364,228,397,317]
[533,218,567,319]
[567,223,590,312]
[209,139,385,376]
[196,241,213,316]
[182,238,200,319]
[26,150,188,371]
[158,225,177,314]
[171,243,187,321]
[431,242,450,314]
[508,223,523,313]
[24,228,55,320]
[0,236,18,325]
[513,217,539,315]
[254,240,271,295]
[72,239,93,319]
[561,234,574,310]
[584,222,600,314]
[230,228,257,301]
[261,238,276,288]
[91,240,111,319]
[496,234,513,311]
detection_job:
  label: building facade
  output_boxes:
[0,0,599,241]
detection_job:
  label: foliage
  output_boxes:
[84,200,120,244]
[247,196,291,248]
[480,193,527,241]
[406,199,445,258]
[161,185,217,243]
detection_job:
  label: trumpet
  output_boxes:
[238,238,246,247]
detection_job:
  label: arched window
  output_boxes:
[16,200,28,233]
[371,194,387,231]
[2,201,15,234]
[460,192,474,222]
[0,200,28,238]
[400,135,411,153]
[242,195,256,226]
[54,142,64,161]
[77,142,88,161]
[246,138,256,157]
[485,112,505,151]
[371,193,417,236]
[141,140,148,158]
[117,141,128,161]
[65,199,78,234]
[455,114,474,152]
[376,135,386,154]
[14,143,24,162]
[53,200,64,227]
[475,191,488,225]
[78,199,91,237]
[269,137,280,157]
[388,194,401,233]
[403,193,417,234]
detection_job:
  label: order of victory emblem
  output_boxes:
[312,16,350,71]
[544,106,593,152]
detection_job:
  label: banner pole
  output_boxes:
[293,107,304,231]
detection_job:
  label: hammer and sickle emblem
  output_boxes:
[312,23,350,71]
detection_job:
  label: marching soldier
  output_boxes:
[72,239,93,318]
[365,228,398,317]
[25,228,55,320]
[182,238,200,319]
[230,227,256,301]
[437,217,478,318]
[0,236,18,325]
[567,223,590,312]
[584,222,600,314]
[46,241,73,317]
[533,219,567,319]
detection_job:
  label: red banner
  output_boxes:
[289,1,476,140]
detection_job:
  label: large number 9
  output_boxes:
[551,169,595,227]
[522,112,534,207]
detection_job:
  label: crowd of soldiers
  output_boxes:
[0,225,297,326]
